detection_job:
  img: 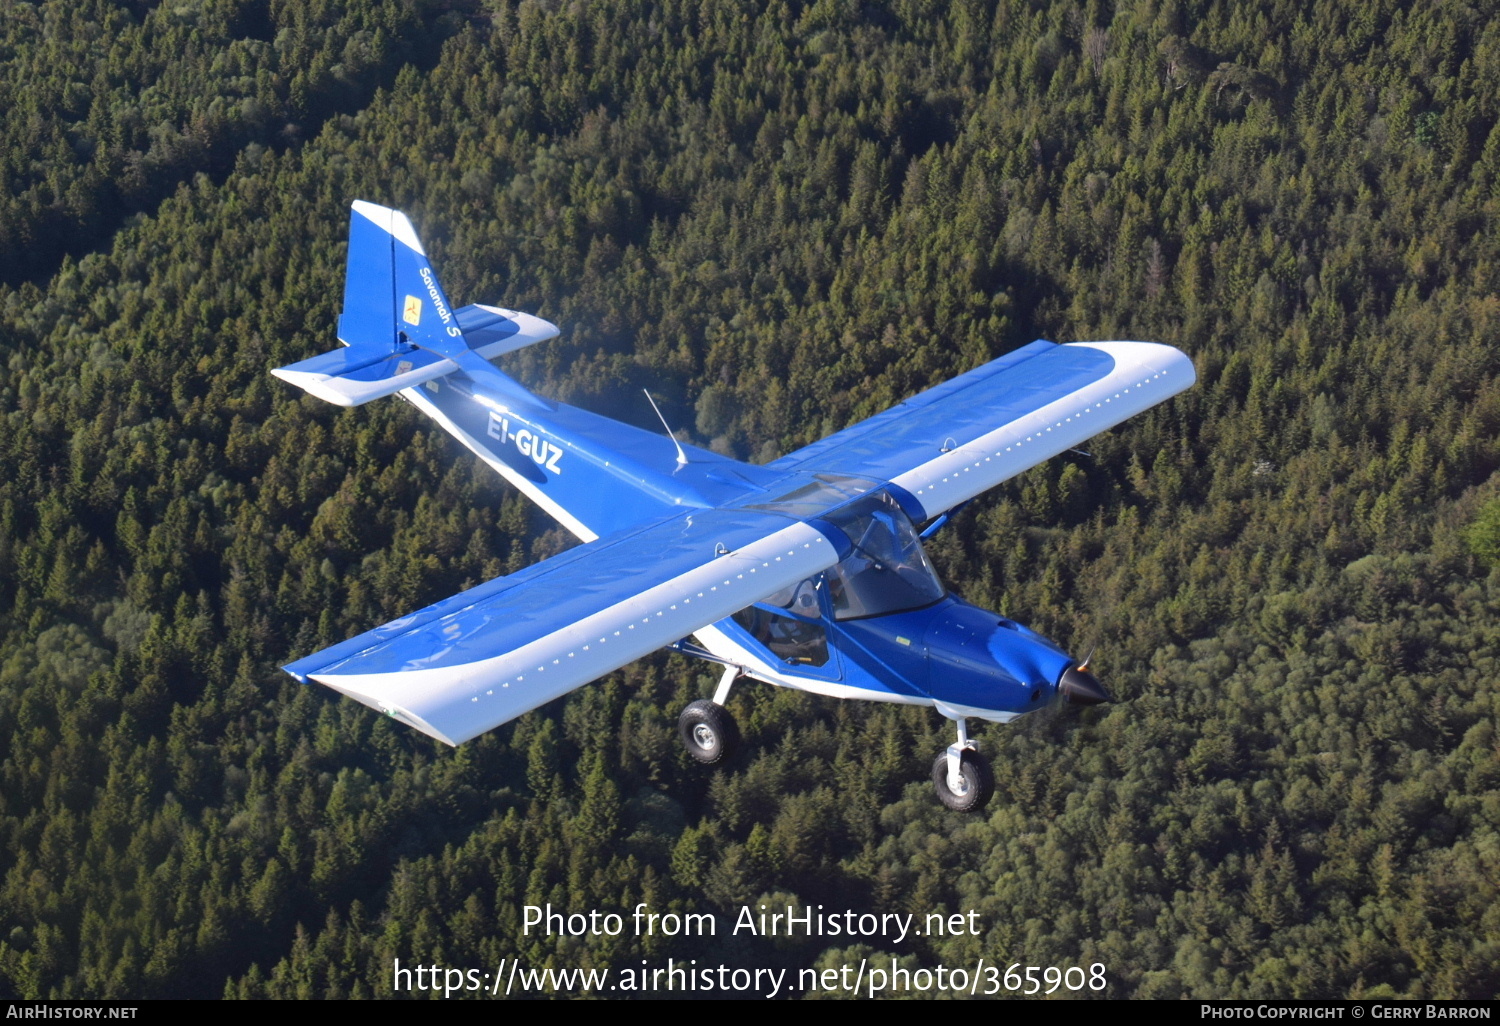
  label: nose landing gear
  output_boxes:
[932,717,994,813]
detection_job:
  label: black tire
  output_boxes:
[931,749,994,813]
[679,700,739,765]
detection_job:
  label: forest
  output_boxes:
[0,0,1498,1000]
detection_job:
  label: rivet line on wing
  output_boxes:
[469,530,824,703]
[910,368,1173,497]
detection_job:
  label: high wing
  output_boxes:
[274,202,1196,752]
[283,507,846,745]
[768,340,1195,521]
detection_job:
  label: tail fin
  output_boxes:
[336,200,405,352]
[368,201,466,356]
[272,201,558,407]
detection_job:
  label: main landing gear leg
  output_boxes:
[679,667,741,766]
[932,717,994,813]
[712,665,736,706]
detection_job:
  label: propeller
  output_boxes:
[1058,646,1111,706]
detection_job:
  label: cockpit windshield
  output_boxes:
[821,491,946,620]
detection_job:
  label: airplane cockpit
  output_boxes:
[728,488,947,671]
[820,490,946,620]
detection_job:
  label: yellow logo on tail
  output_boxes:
[403,295,422,326]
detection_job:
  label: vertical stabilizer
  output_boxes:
[340,200,472,360]
[339,200,401,351]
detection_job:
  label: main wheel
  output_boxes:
[931,749,994,813]
[679,700,739,765]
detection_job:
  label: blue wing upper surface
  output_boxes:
[767,340,1088,478]
[769,340,1195,521]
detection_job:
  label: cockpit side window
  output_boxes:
[732,576,830,666]
[821,491,946,620]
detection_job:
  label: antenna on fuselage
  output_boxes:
[644,390,689,466]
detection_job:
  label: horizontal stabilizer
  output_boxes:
[272,305,558,407]
[284,507,845,745]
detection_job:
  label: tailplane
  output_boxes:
[272,201,557,407]
[274,201,737,544]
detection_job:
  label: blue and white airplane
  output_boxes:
[275,202,1195,812]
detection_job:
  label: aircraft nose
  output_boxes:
[1058,665,1111,706]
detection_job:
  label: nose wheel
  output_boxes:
[932,718,993,812]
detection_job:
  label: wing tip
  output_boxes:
[1067,340,1196,387]
[312,673,461,746]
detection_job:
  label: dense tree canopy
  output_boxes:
[0,0,1497,1000]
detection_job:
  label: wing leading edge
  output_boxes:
[284,507,848,745]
